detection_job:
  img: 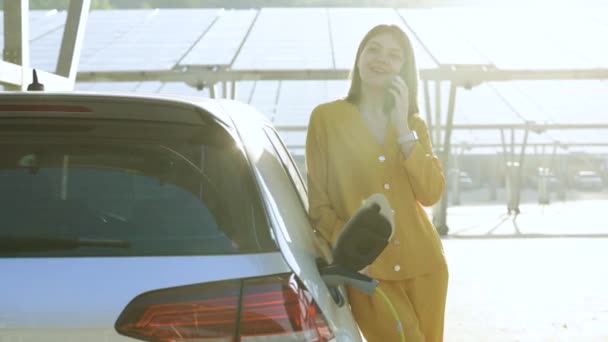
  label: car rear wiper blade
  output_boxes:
[0,235,131,253]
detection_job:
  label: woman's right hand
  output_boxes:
[387,76,411,137]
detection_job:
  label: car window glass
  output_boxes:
[0,121,276,257]
[263,127,308,211]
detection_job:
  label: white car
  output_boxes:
[0,92,367,342]
[573,170,604,191]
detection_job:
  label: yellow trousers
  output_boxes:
[348,266,449,342]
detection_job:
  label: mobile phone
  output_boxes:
[383,75,401,116]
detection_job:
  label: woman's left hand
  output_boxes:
[387,76,411,136]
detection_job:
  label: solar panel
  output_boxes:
[277,131,306,149]
[30,29,63,72]
[179,9,257,67]
[275,80,331,126]
[30,10,66,41]
[330,8,437,70]
[422,80,601,148]
[0,10,65,53]
[499,80,608,125]
[398,8,491,66]
[233,80,256,103]
[78,10,156,71]
[79,9,220,71]
[133,81,163,93]
[400,7,608,69]
[158,82,210,97]
[247,80,280,119]
[232,8,333,69]
[74,81,140,92]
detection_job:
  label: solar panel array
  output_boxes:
[2,7,608,155]
[404,6,608,69]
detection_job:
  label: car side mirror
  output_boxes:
[318,194,394,306]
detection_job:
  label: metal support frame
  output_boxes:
[1,0,90,91]
[537,142,561,204]
[2,0,29,90]
[282,140,608,151]
[75,67,608,84]
[274,123,608,133]
[433,80,442,145]
[499,126,530,215]
[56,0,91,86]
[422,80,433,145]
[195,80,237,99]
[514,127,530,213]
[221,81,228,99]
[0,61,72,89]
[450,143,472,206]
[431,82,458,235]
[451,146,462,205]
[230,81,237,100]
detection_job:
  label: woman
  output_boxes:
[306,24,449,342]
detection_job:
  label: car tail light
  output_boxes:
[115,280,240,342]
[115,274,334,342]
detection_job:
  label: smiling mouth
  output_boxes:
[369,65,391,74]
[370,70,393,79]
[370,66,391,74]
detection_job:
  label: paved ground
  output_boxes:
[437,193,608,341]
[443,238,608,342]
[445,199,608,238]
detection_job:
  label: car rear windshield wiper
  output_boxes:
[0,235,131,253]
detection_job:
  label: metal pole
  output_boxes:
[423,80,433,146]
[452,146,461,205]
[512,127,530,212]
[56,0,91,88]
[510,128,516,161]
[3,0,29,90]
[489,154,497,201]
[500,129,508,157]
[434,80,442,147]
[221,81,228,99]
[230,81,237,100]
[433,82,457,235]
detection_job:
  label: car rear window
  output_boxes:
[0,119,276,257]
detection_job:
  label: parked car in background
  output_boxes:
[458,171,474,190]
[449,169,474,191]
[573,170,604,191]
[0,92,362,342]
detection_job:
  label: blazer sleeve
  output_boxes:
[400,114,446,206]
[306,106,345,245]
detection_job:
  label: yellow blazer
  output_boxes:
[306,99,447,280]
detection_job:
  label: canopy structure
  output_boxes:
[4,6,608,151]
[3,3,608,232]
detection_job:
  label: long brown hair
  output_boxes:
[345,24,419,117]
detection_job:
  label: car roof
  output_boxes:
[0,91,270,129]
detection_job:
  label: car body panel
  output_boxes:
[221,100,361,341]
[0,92,231,127]
[0,253,289,340]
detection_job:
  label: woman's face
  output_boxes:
[357,32,405,89]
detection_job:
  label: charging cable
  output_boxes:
[376,287,406,342]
